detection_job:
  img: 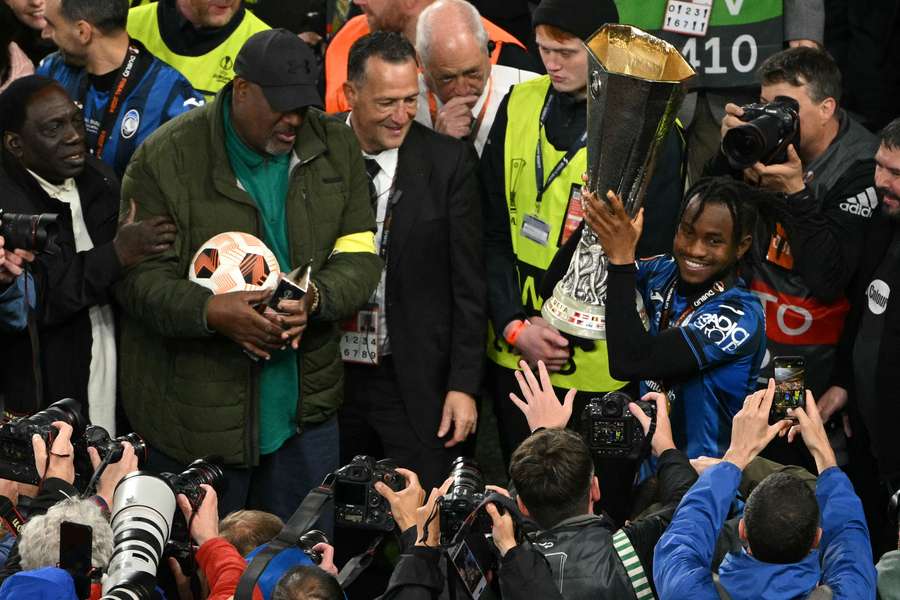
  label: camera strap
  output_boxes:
[235,484,333,600]
[0,496,25,537]
[336,534,384,588]
[444,491,536,549]
[612,529,656,600]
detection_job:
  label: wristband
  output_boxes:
[0,496,26,537]
[308,281,321,315]
[504,319,529,346]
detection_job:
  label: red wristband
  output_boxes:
[505,319,529,346]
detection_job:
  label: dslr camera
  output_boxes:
[579,392,654,460]
[0,398,146,486]
[439,457,492,547]
[722,95,801,170]
[333,455,404,532]
[161,458,226,572]
[0,209,59,253]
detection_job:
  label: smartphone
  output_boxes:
[450,539,488,599]
[59,521,93,574]
[771,356,805,422]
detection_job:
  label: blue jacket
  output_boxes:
[0,273,32,332]
[653,462,876,600]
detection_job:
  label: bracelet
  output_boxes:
[308,281,320,315]
[504,319,529,346]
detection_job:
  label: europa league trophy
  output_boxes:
[541,25,695,340]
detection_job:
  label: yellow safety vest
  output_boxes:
[487,76,623,392]
[127,3,269,98]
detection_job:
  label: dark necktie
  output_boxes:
[364,157,380,207]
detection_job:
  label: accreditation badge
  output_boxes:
[340,303,380,365]
[521,214,551,246]
[662,0,713,37]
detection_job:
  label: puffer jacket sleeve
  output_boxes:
[310,122,383,323]
[113,142,215,339]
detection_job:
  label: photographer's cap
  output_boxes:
[234,29,322,113]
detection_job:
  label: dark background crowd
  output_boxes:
[0,0,899,599]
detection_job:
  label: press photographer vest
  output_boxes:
[532,514,646,600]
[485,76,621,392]
[614,0,784,89]
[127,3,269,98]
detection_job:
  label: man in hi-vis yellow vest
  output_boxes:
[480,0,686,475]
[128,0,269,99]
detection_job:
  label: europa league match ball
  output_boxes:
[189,232,280,294]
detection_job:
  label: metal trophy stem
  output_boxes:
[542,25,695,340]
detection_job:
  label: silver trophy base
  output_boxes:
[542,280,649,340]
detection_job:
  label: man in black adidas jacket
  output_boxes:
[708,47,878,469]
[376,361,697,600]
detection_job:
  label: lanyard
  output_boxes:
[374,178,402,260]
[534,90,587,213]
[77,42,152,160]
[427,79,493,142]
[658,273,732,332]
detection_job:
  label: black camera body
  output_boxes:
[722,95,801,170]
[439,457,492,547]
[0,209,59,253]
[162,458,226,574]
[580,392,654,461]
[333,455,404,532]
[0,398,87,485]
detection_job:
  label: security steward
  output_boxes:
[127,0,269,99]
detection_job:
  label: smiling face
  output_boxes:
[673,197,750,285]
[345,55,418,153]
[230,78,302,156]
[5,0,45,30]
[3,85,86,183]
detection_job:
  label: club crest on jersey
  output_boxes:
[121,109,140,139]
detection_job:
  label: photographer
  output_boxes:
[709,47,879,424]
[0,420,138,582]
[478,360,696,599]
[0,75,175,430]
[653,381,877,599]
[0,233,33,332]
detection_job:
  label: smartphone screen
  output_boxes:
[772,356,805,421]
[451,540,488,599]
[59,521,93,575]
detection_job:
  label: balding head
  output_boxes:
[416,0,490,104]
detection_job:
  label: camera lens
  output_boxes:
[722,124,768,170]
[18,398,87,437]
[0,211,60,253]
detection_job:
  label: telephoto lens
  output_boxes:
[439,457,489,546]
[101,472,177,599]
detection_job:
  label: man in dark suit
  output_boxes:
[339,31,485,490]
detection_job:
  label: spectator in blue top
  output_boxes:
[557,176,776,459]
[37,0,203,178]
[653,381,877,600]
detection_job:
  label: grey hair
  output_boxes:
[19,497,114,571]
[416,0,488,67]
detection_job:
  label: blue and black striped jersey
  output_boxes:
[38,48,205,178]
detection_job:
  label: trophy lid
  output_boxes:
[585,24,695,84]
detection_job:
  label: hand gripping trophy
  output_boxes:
[542,24,695,339]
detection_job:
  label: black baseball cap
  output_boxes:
[234,29,322,112]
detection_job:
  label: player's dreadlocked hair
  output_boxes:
[678,176,784,272]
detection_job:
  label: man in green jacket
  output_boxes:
[114,29,382,519]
